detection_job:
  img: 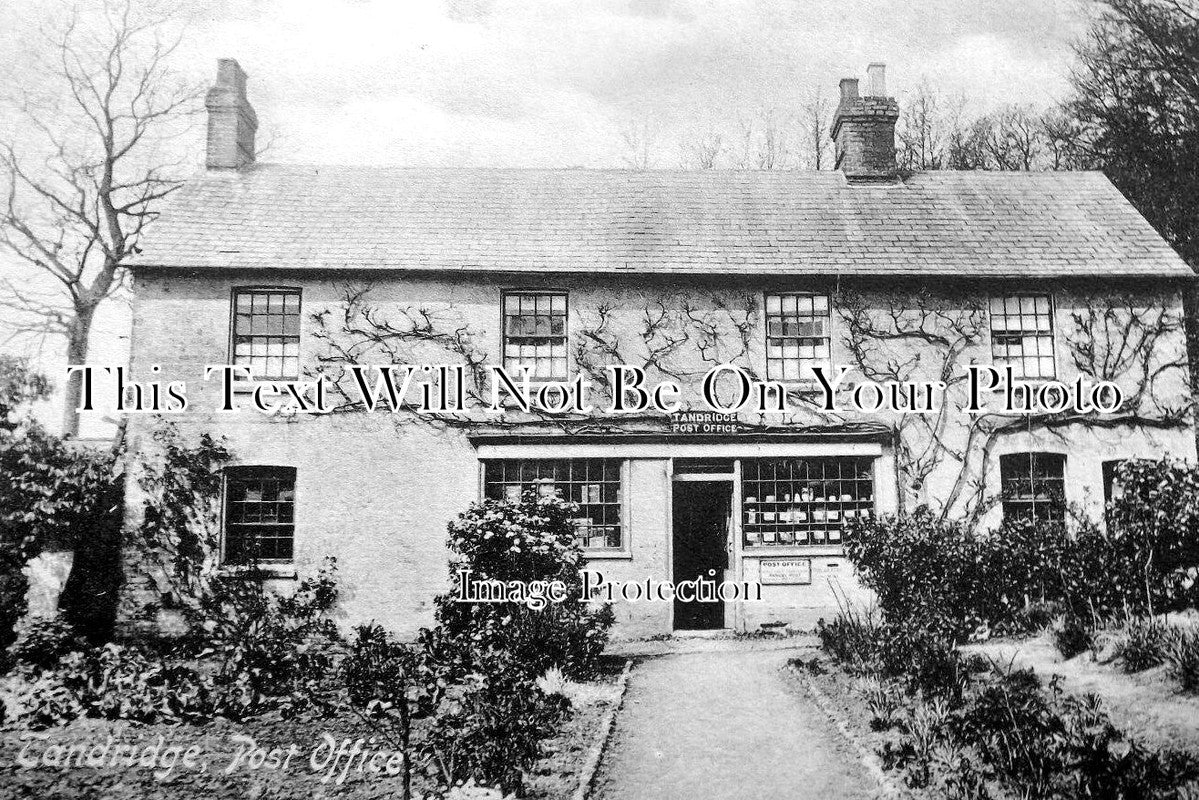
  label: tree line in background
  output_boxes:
[0,0,1196,437]
[646,0,1199,275]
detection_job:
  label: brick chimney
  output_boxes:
[205,59,257,170]
[831,63,899,183]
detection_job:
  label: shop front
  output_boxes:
[470,425,895,636]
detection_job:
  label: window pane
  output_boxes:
[1000,452,1065,523]
[483,458,622,550]
[232,289,302,380]
[224,466,296,564]
[764,293,831,382]
[741,457,874,547]
[502,292,568,380]
[990,294,1054,379]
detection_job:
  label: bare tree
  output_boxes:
[799,91,832,170]
[679,126,724,169]
[0,0,197,435]
[620,114,662,170]
[733,108,796,170]
[978,105,1044,170]
[897,81,946,171]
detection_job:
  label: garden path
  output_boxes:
[591,644,877,800]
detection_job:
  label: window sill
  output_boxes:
[582,549,633,561]
[742,546,846,558]
[218,563,298,580]
[231,380,300,394]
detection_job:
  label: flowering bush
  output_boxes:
[431,491,613,681]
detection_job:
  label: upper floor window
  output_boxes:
[483,458,623,550]
[503,291,568,381]
[765,293,831,382]
[989,294,1055,379]
[223,466,296,563]
[1000,452,1065,524]
[232,288,301,380]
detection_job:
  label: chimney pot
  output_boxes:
[838,78,859,103]
[831,63,899,183]
[205,58,257,170]
[866,63,886,97]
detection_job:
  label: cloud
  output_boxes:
[3,0,1089,168]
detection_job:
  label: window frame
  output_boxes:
[500,289,570,382]
[221,465,298,565]
[740,456,875,548]
[987,292,1057,380]
[229,286,303,382]
[480,457,629,554]
[999,451,1066,524]
[763,292,833,383]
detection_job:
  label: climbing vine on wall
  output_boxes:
[127,422,231,620]
[308,284,1191,523]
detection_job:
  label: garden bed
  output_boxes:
[964,633,1199,754]
[0,658,625,800]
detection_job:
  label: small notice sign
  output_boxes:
[669,411,742,434]
[758,558,812,585]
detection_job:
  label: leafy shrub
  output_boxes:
[1007,600,1062,633]
[1052,615,1093,660]
[341,623,420,799]
[0,358,124,651]
[954,667,1199,799]
[8,560,343,728]
[844,498,1176,638]
[420,655,567,797]
[1166,629,1199,693]
[8,617,79,670]
[1108,459,1199,610]
[879,623,969,701]
[1119,617,1171,672]
[429,491,613,682]
[198,557,341,713]
[11,643,213,728]
[819,611,969,702]
[343,622,418,711]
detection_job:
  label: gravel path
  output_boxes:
[591,647,877,800]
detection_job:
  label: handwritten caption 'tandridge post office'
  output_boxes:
[15,732,406,785]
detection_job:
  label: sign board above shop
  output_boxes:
[669,411,745,435]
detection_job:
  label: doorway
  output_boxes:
[672,480,732,630]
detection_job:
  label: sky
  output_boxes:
[0,0,1092,433]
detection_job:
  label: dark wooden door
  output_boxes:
[672,480,731,630]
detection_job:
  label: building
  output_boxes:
[118,59,1196,639]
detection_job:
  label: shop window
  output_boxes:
[741,457,874,547]
[503,291,568,380]
[483,459,622,550]
[765,293,831,382]
[989,294,1055,379]
[232,288,302,380]
[223,466,296,563]
[1000,452,1066,523]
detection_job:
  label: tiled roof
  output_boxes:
[131,165,1194,278]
